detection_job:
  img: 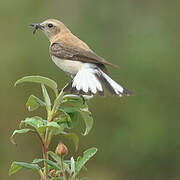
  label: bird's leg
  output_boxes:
[79,94,85,104]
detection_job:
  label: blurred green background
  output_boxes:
[1,0,180,179]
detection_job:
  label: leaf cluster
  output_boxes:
[9,76,97,180]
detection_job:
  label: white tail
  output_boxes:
[64,67,132,96]
[98,69,124,96]
[72,68,103,94]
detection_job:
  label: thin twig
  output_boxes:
[68,172,74,180]
[60,156,67,180]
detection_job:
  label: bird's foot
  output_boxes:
[79,95,86,104]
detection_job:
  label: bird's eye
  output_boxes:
[48,23,53,28]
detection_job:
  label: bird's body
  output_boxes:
[31,19,132,96]
[52,56,84,76]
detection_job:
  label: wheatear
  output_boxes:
[30,19,132,96]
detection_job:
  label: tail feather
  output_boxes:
[64,67,132,96]
[95,73,117,95]
[72,68,103,94]
[97,69,133,96]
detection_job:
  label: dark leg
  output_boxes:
[79,94,85,104]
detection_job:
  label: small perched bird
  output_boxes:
[30,19,132,96]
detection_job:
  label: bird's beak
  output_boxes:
[29,23,44,35]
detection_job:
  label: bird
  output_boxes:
[30,19,132,96]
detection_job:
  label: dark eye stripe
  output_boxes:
[48,23,53,28]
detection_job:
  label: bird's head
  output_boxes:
[30,19,70,41]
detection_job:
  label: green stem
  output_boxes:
[60,156,67,180]
[43,134,49,180]
[35,132,48,180]
[43,103,55,179]
[47,131,53,147]
[38,169,44,179]
[68,172,74,180]
[45,128,49,142]
[42,95,57,179]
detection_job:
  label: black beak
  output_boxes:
[29,23,43,35]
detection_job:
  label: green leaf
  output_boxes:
[10,128,33,145]
[47,122,64,135]
[64,163,71,174]
[56,109,71,124]
[79,108,94,136]
[61,107,78,129]
[32,158,60,170]
[73,147,97,177]
[79,178,89,180]
[32,158,44,164]
[63,96,85,108]
[26,95,45,111]
[9,161,40,176]
[63,94,93,101]
[37,121,64,136]
[41,84,51,114]
[20,117,46,138]
[14,75,58,96]
[53,88,65,111]
[35,155,71,174]
[51,178,64,180]
[20,117,44,129]
[9,162,22,176]
[61,132,79,151]
[48,151,61,162]
[63,95,94,109]
[44,159,60,170]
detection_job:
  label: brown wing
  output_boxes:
[49,42,120,69]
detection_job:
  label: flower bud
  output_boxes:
[55,142,68,157]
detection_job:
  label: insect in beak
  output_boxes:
[29,23,43,35]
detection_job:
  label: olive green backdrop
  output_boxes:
[1,0,180,180]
